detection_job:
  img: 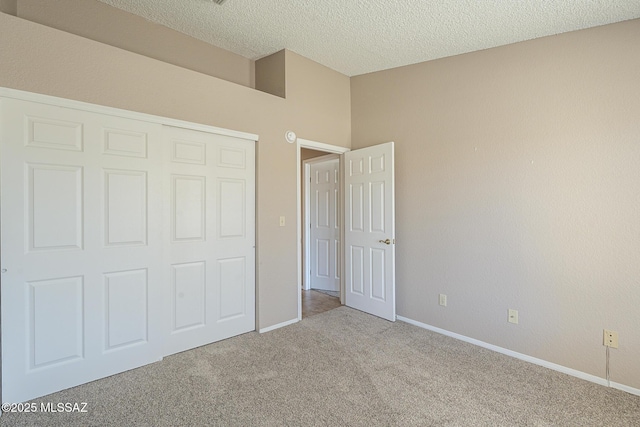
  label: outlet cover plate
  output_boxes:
[508,309,518,324]
[603,329,619,348]
[439,294,447,307]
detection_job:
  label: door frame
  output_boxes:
[296,138,349,320]
[303,154,340,292]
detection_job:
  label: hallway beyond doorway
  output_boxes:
[301,290,341,318]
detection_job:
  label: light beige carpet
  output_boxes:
[2,307,639,426]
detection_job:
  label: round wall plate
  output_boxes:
[285,130,297,143]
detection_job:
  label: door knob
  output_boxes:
[378,239,391,245]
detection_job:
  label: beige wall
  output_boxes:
[16,0,254,88]
[0,12,351,330]
[352,19,640,390]
[301,148,330,161]
[256,50,286,98]
[0,0,16,15]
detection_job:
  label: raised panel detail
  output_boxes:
[218,147,245,169]
[349,183,364,232]
[316,190,330,228]
[29,277,84,369]
[335,240,341,279]
[316,239,330,278]
[350,158,364,176]
[371,249,386,301]
[350,246,364,295]
[316,169,330,184]
[103,128,147,158]
[104,270,148,350]
[370,154,385,174]
[105,170,147,246]
[26,116,83,151]
[334,189,340,229]
[172,175,205,242]
[172,140,206,165]
[370,181,385,233]
[172,262,206,332]
[27,163,83,252]
[219,179,245,238]
[219,257,245,321]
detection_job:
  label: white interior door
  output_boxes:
[344,142,395,321]
[309,158,340,292]
[0,98,165,403]
[163,126,255,356]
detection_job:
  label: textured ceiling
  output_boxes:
[96,0,640,76]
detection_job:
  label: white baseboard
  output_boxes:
[396,315,640,397]
[258,318,299,334]
[611,381,640,397]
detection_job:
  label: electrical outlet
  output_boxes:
[439,294,447,307]
[603,329,619,348]
[279,216,285,227]
[508,309,518,324]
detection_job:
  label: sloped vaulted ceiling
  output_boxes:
[97,0,640,76]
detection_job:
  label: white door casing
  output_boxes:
[0,90,256,403]
[309,158,340,292]
[344,142,396,321]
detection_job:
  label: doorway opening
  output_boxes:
[296,139,397,322]
[296,139,349,320]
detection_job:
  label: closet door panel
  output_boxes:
[1,99,164,403]
[163,127,255,356]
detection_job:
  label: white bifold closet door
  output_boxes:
[0,94,255,403]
